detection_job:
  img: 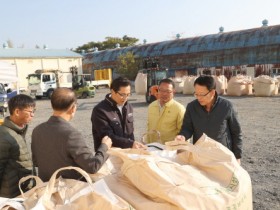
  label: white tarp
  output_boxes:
[0,61,18,83]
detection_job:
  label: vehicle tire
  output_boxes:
[47,89,54,99]
[150,95,157,103]
[145,92,150,103]
[146,92,157,103]
[35,96,42,100]
[0,109,5,118]
[82,92,88,98]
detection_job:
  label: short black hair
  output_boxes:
[194,75,216,90]
[159,78,175,89]
[110,77,131,92]
[8,94,36,115]
[51,88,77,111]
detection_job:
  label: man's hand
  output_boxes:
[132,141,147,149]
[101,136,112,149]
[174,135,186,142]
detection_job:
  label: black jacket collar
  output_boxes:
[105,93,128,107]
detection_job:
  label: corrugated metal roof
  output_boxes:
[83,24,280,64]
[0,48,82,58]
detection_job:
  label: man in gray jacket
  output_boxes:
[32,88,112,182]
[175,75,242,164]
[0,94,36,198]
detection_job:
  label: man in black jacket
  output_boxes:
[31,88,112,181]
[175,75,243,164]
[91,77,146,151]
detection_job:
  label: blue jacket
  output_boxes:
[179,95,243,159]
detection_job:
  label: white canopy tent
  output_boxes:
[0,61,19,93]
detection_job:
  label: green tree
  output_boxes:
[116,51,140,80]
[75,35,139,53]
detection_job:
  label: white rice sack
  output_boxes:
[172,77,185,93]
[135,73,147,94]
[214,75,227,95]
[273,80,279,95]
[183,76,197,94]
[253,75,277,96]
[227,75,252,96]
[275,76,280,91]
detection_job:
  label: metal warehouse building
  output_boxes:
[83,21,280,79]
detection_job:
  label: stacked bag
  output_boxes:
[92,134,253,210]
[227,75,253,96]
[183,76,197,94]
[0,167,133,210]
[0,135,253,210]
[135,72,147,95]
[253,75,279,96]
[213,75,228,95]
[172,77,186,93]
[275,76,280,90]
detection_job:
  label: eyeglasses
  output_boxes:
[23,109,36,114]
[193,90,211,98]
[158,89,173,94]
[116,92,132,98]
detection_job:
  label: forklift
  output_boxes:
[143,57,168,103]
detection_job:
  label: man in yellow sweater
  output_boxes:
[147,78,185,144]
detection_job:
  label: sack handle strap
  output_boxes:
[42,166,93,205]
[165,133,208,152]
[18,175,44,199]
[165,142,196,153]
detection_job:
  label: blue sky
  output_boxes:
[1,0,279,50]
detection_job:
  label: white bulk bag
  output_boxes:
[135,73,147,94]
[227,75,252,96]
[172,77,185,93]
[214,75,227,95]
[253,75,277,96]
[183,76,197,94]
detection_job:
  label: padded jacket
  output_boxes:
[91,94,135,151]
[0,117,33,198]
[179,95,243,159]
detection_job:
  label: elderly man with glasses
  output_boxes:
[91,77,146,151]
[175,75,243,164]
[0,94,36,198]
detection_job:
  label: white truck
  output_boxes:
[27,69,73,99]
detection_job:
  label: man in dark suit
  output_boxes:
[31,88,112,182]
[91,77,146,151]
